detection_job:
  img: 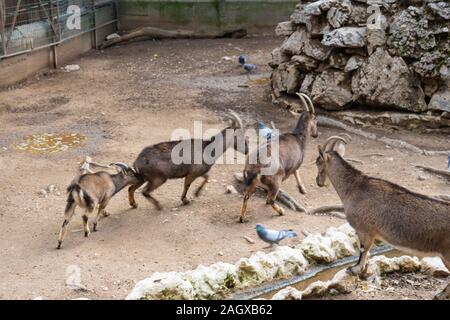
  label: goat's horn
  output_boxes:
[300,93,315,114]
[323,136,347,152]
[339,133,353,141]
[229,111,243,129]
[110,162,129,170]
[84,157,112,170]
[296,93,310,113]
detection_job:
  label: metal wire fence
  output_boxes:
[0,0,116,58]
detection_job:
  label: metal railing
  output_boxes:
[0,0,117,59]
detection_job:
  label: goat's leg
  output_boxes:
[347,232,375,277]
[93,202,108,232]
[294,170,307,195]
[82,214,90,238]
[57,200,76,249]
[239,177,258,223]
[128,181,145,209]
[194,174,209,197]
[181,174,197,205]
[142,177,166,210]
[265,177,284,216]
[434,256,450,300]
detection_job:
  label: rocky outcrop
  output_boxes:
[351,47,426,112]
[271,0,450,116]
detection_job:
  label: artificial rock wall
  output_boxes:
[270,0,450,115]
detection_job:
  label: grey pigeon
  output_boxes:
[243,63,257,73]
[256,223,297,246]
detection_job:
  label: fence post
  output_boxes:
[92,0,97,49]
[0,0,6,56]
[6,0,22,51]
[48,0,60,68]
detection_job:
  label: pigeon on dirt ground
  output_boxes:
[255,224,297,247]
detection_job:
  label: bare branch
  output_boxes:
[317,116,450,156]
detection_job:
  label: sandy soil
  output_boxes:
[0,36,448,300]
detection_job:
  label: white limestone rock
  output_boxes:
[428,87,450,112]
[324,227,358,259]
[304,0,337,16]
[311,70,353,110]
[301,280,330,298]
[275,21,295,37]
[186,262,239,298]
[328,268,358,293]
[126,272,195,300]
[322,27,367,48]
[368,255,421,275]
[421,257,450,278]
[300,233,337,264]
[271,286,303,300]
[268,246,310,277]
[351,47,427,112]
[235,256,268,286]
[344,55,365,72]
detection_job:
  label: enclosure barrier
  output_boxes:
[0,0,117,61]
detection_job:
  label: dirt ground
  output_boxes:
[0,36,448,300]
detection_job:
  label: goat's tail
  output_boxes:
[67,184,94,211]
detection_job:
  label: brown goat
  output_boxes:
[57,162,140,249]
[239,93,318,222]
[316,136,450,300]
[128,112,248,209]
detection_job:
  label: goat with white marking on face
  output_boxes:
[239,93,318,222]
[57,160,140,249]
[315,136,450,300]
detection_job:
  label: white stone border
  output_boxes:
[271,255,449,300]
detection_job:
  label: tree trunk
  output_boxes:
[100,27,247,49]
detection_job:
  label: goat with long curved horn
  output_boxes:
[110,162,137,174]
[295,93,310,113]
[240,92,318,222]
[322,136,348,155]
[315,136,450,300]
[128,110,248,210]
[300,93,315,114]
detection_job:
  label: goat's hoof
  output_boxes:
[102,211,110,217]
[57,242,62,250]
[194,191,201,197]
[239,217,248,223]
[346,266,360,276]
[84,231,90,238]
[298,187,307,195]
[182,199,191,206]
[93,225,98,232]
[130,203,138,209]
